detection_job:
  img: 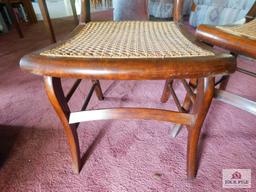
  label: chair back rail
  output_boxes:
[246,2,256,22]
[80,0,184,24]
[80,0,91,23]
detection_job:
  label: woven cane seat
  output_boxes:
[217,19,256,40]
[41,21,214,59]
[20,21,235,80]
[196,19,256,59]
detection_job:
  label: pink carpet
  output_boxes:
[0,20,256,192]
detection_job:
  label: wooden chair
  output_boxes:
[1,0,37,38]
[195,2,256,116]
[167,2,256,138]
[19,0,236,179]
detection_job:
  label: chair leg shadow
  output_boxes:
[80,125,109,169]
[197,123,211,174]
[0,125,22,169]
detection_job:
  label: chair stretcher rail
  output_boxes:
[69,108,195,125]
[81,82,97,111]
[66,79,82,102]
[215,89,256,115]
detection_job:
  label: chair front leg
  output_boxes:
[44,76,80,173]
[187,77,214,179]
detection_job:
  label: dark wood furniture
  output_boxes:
[7,0,37,24]
[1,0,23,37]
[19,0,236,179]
[0,0,37,38]
[38,0,58,43]
[38,0,106,43]
[38,0,80,43]
[195,2,256,116]
[17,0,37,23]
[38,0,113,43]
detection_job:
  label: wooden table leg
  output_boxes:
[38,0,56,43]
[187,77,214,179]
[44,76,80,173]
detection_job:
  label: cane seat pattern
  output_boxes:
[217,19,256,40]
[41,21,214,59]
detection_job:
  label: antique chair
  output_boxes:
[19,0,236,179]
[167,2,256,138]
[195,2,256,116]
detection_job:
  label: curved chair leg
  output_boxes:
[161,79,173,103]
[187,77,214,179]
[44,76,80,173]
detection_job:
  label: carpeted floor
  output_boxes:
[1,13,256,192]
